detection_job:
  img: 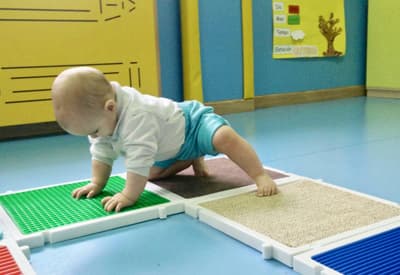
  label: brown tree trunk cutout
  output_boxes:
[319,13,343,56]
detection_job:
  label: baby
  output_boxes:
[51,67,278,212]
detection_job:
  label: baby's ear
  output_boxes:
[104,99,116,112]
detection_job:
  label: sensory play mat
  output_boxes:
[0,245,22,275]
[0,176,169,235]
[184,172,400,274]
[199,180,400,248]
[0,176,183,248]
[151,157,288,198]
[0,239,35,275]
[0,158,399,275]
[311,226,400,275]
[294,223,400,275]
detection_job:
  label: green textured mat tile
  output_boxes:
[0,176,169,235]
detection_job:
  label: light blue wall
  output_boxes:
[157,0,183,101]
[199,0,243,102]
[157,0,368,102]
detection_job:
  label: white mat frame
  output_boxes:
[0,161,291,249]
[0,238,36,275]
[293,221,400,275]
[2,163,398,274]
[0,174,185,248]
[185,176,400,267]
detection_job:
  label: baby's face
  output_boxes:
[86,110,117,138]
[55,105,117,138]
[52,67,117,137]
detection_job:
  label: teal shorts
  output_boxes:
[154,101,229,168]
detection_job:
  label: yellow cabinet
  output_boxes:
[0,0,160,128]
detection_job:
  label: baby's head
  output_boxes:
[51,67,117,137]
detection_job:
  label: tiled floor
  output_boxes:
[1,96,399,274]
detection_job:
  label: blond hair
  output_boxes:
[51,67,114,131]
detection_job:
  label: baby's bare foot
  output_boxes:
[192,157,209,177]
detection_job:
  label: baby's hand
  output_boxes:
[255,174,278,197]
[101,192,135,212]
[72,183,103,199]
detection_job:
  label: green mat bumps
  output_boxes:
[0,176,169,234]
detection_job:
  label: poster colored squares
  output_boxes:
[272,0,346,58]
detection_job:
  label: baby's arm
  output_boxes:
[101,171,147,212]
[72,159,111,199]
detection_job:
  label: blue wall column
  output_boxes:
[199,0,244,102]
[157,0,183,101]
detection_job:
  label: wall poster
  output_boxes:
[272,0,346,59]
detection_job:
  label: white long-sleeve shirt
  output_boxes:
[89,82,185,177]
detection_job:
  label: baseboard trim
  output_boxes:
[367,88,400,98]
[255,85,366,109]
[0,122,65,140]
[206,98,255,114]
[207,86,365,114]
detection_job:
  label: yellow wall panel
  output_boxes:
[0,0,160,126]
[367,0,400,89]
[241,0,254,99]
